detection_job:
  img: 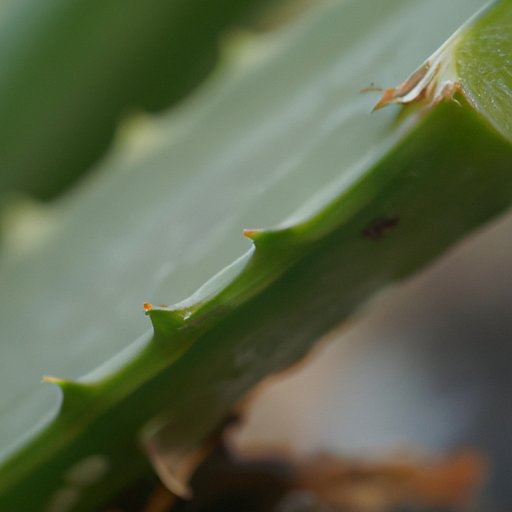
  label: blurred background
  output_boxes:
[235,207,512,509]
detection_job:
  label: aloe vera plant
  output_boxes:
[1,0,511,510]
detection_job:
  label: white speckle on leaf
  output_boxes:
[64,454,109,486]
[46,487,80,512]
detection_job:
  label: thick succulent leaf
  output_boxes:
[0,0,270,200]
[456,0,512,140]
[2,0,511,510]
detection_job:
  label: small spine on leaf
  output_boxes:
[243,226,299,251]
[243,227,293,245]
[242,228,263,240]
[145,305,187,338]
[242,228,268,245]
[42,375,95,410]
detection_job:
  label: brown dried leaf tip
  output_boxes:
[373,27,463,111]
[143,302,153,313]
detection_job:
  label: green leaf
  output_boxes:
[456,0,512,140]
[2,0,511,510]
[0,0,269,199]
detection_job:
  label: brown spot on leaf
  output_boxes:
[362,216,400,240]
[143,303,153,313]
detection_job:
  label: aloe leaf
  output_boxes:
[1,0,510,510]
[0,0,270,200]
[456,0,512,141]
